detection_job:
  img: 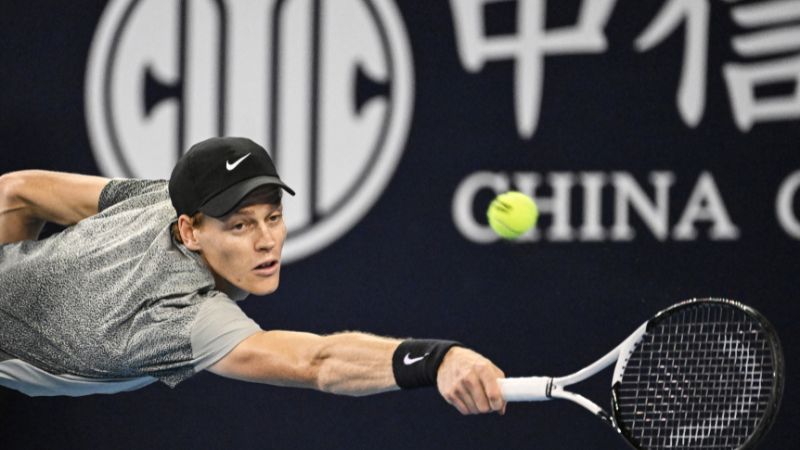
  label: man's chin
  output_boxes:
[247,281,279,296]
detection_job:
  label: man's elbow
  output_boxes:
[0,171,27,211]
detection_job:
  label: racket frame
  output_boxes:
[498,298,785,450]
[609,298,785,450]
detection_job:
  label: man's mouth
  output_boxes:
[253,260,279,275]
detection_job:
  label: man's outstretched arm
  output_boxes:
[0,170,110,244]
[208,330,506,415]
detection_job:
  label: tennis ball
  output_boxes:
[487,191,539,239]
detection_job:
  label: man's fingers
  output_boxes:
[465,372,493,413]
[449,395,470,415]
[481,368,506,414]
[436,348,508,415]
[455,384,481,414]
[443,386,471,415]
[468,363,506,414]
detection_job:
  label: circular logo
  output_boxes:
[85,0,414,263]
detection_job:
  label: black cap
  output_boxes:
[169,137,295,217]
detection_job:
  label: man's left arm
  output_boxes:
[0,170,110,244]
[208,330,506,415]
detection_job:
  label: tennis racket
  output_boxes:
[498,298,784,450]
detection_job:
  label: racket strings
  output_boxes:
[616,304,775,449]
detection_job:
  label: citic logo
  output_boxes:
[85,0,414,263]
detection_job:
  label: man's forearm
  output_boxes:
[209,330,402,396]
[0,208,45,244]
[313,332,400,396]
[0,175,45,244]
[0,171,109,245]
[209,330,507,415]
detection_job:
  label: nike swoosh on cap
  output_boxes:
[226,153,252,171]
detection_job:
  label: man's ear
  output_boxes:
[177,214,202,251]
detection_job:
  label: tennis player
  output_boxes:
[0,137,505,415]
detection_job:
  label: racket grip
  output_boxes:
[498,376,552,402]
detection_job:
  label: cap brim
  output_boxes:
[199,176,295,217]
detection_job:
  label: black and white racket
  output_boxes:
[499,298,784,449]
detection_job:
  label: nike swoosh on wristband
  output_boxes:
[226,153,252,171]
[403,352,430,365]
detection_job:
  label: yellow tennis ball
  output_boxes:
[487,191,539,239]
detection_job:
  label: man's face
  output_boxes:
[192,194,286,296]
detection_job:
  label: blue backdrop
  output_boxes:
[1,1,798,448]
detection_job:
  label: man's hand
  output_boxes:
[436,347,506,415]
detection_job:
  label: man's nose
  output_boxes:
[254,223,275,251]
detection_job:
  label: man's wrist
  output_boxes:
[391,339,462,389]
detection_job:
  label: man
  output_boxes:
[0,137,506,415]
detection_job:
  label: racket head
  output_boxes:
[609,298,784,450]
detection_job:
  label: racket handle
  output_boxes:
[498,376,552,402]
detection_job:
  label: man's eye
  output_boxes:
[232,223,245,230]
[270,214,282,222]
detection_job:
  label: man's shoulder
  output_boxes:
[98,179,169,213]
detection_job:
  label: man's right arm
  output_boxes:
[209,330,507,415]
[0,170,110,244]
